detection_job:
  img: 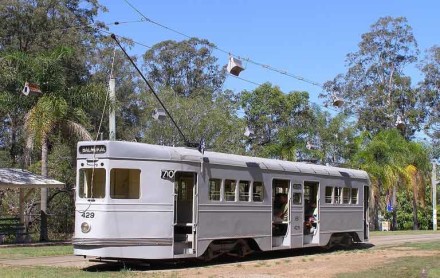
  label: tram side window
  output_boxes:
[351,188,359,204]
[79,168,106,198]
[335,187,342,204]
[110,169,140,199]
[253,182,264,202]
[325,186,333,204]
[224,180,236,201]
[342,187,351,204]
[239,180,250,201]
[209,179,221,201]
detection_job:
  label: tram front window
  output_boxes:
[110,168,140,199]
[79,168,106,198]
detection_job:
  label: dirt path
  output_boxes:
[0,233,439,277]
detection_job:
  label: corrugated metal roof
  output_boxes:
[0,168,65,188]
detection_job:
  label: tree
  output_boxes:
[352,129,410,230]
[239,83,313,160]
[352,129,430,230]
[311,110,358,165]
[23,47,105,241]
[322,17,423,138]
[142,38,226,98]
[418,45,440,143]
[140,88,244,154]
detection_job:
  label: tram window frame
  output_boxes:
[224,179,236,202]
[252,181,264,202]
[351,188,359,204]
[110,168,141,199]
[325,186,333,204]
[238,180,251,202]
[79,168,106,199]
[342,187,351,204]
[209,179,222,201]
[334,187,342,204]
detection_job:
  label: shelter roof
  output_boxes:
[0,168,64,188]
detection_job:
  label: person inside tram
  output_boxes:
[304,202,317,234]
[273,193,288,223]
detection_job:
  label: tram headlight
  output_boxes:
[81,222,91,233]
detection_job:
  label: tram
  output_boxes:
[73,140,370,261]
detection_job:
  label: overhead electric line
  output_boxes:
[122,0,323,88]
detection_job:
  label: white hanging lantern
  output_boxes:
[332,95,344,108]
[152,108,166,121]
[22,82,42,96]
[244,126,254,137]
[227,56,244,76]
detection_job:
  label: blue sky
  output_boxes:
[97,1,440,107]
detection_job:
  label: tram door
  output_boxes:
[173,172,197,255]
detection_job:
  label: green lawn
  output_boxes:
[370,230,439,237]
[0,245,73,259]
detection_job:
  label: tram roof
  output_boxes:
[78,141,369,180]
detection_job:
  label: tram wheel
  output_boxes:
[202,246,214,262]
[235,239,252,258]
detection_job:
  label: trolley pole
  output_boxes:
[432,161,437,231]
[109,77,116,141]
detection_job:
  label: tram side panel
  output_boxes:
[196,165,272,255]
[318,180,367,245]
[74,159,176,259]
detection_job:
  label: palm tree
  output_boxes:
[353,129,410,230]
[403,142,430,229]
[22,47,105,241]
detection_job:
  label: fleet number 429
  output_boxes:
[81,212,95,218]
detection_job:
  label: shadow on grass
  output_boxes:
[82,242,375,273]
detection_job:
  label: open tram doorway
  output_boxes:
[173,172,197,255]
[272,179,290,248]
[304,181,319,245]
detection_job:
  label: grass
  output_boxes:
[0,245,73,259]
[370,230,438,237]
[400,240,440,250]
[337,256,440,278]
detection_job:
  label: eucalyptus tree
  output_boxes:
[311,109,358,166]
[322,17,423,138]
[419,45,440,144]
[141,88,244,154]
[239,83,312,160]
[142,38,226,98]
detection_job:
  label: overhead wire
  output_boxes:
[122,0,323,88]
[226,73,340,113]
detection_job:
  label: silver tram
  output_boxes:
[73,140,370,260]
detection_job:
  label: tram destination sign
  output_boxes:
[79,145,107,154]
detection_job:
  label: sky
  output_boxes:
[97,0,440,108]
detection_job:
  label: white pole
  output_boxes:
[109,78,116,141]
[433,162,437,231]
